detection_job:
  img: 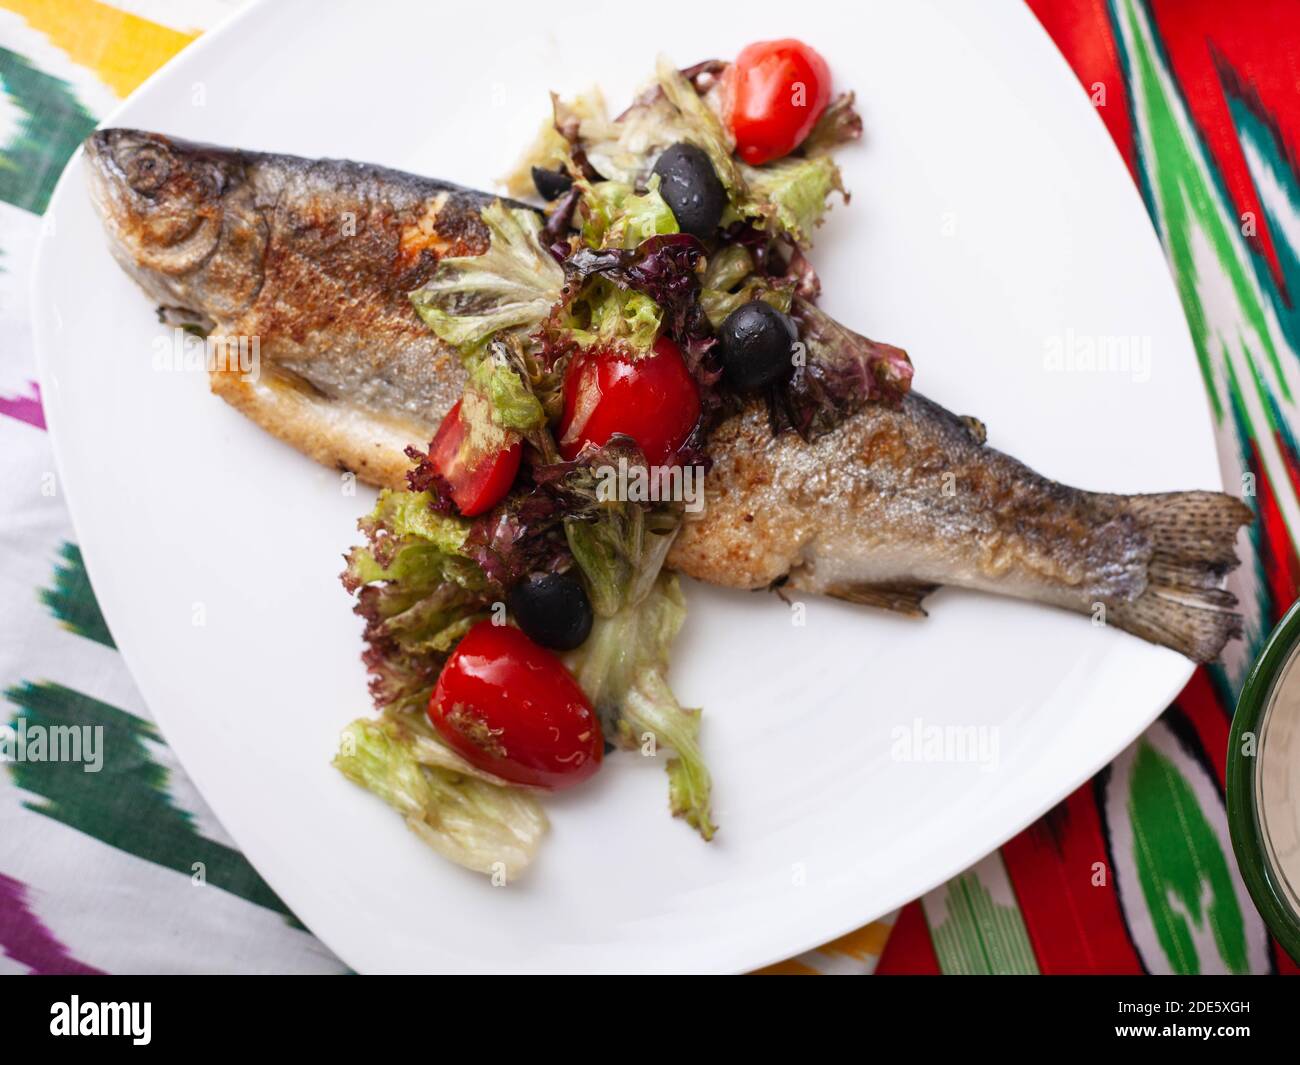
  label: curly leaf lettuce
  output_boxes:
[565,507,678,619]
[468,350,546,432]
[569,572,715,840]
[740,155,845,248]
[699,244,794,329]
[547,60,852,251]
[334,715,547,880]
[655,55,747,204]
[770,297,914,439]
[357,488,471,556]
[343,489,490,714]
[561,276,663,356]
[579,176,679,250]
[549,60,747,209]
[545,436,682,616]
[409,200,564,355]
[801,91,865,157]
[556,85,676,187]
[340,496,549,877]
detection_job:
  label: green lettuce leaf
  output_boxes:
[409,200,564,355]
[699,245,795,329]
[556,440,682,618]
[739,155,845,248]
[345,490,481,593]
[548,60,848,250]
[655,56,747,203]
[568,572,715,840]
[561,276,662,356]
[557,85,678,187]
[343,489,491,714]
[361,489,470,553]
[334,715,547,880]
[468,351,546,432]
[564,505,644,618]
[579,176,679,250]
[553,61,749,213]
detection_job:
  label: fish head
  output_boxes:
[84,129,265,322]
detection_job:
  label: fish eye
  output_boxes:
[123,144,171,194]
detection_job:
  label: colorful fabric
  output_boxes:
[878,0,1300,976]
[1,0,1295,975]
[0,0,344,976]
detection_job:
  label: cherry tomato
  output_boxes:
[726,39,832,165]
[429,620,603,790]
[558,335,701,466]
[428,396,522,517]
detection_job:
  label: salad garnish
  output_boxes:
[336,40,913,877]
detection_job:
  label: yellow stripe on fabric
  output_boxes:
[752,958,820,976]
[818,920,892,961]
[0,0,197,98]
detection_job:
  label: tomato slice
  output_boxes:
[428,396,522,517]
[429,621,603,790]
[558,335,701,466]
[726,39,832,165]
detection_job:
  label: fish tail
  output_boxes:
[1107,491,1252,663]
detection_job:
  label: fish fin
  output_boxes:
[959,415,987,445]
[1107,491,1252,663]
[823,580,939,618]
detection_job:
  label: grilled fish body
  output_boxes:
[84,129,1251,662]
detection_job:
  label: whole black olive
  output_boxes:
[507,571,593,651]
[718,300,799,391]
[531,165,573,201]
[652,142,726,239]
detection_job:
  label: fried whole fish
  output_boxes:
[84,129,1251,662]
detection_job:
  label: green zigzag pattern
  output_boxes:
[39,542,114,648]
[4,680,300,926]
[1127,738,1247,973]
[0,47,98,216]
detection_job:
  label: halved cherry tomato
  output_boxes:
[558,335,700,466]
[428,396,522,516]
[726,39,831,165]
[429,620,603,790]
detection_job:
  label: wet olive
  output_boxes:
[507,571,594,651]
[652,142,725,239]
[718,300,799,392]
[531,165,573,201]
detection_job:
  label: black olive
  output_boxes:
[507,571,593,651]
[652,142,726,239]
[718,300,799,392]
[531,165,573,201]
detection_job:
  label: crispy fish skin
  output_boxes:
[669,395,1251,662]
[84,130,1251,662]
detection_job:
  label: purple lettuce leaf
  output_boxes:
[771,298,914,439]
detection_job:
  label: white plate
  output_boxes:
[31,0,1220,973]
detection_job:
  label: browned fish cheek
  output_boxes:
[140,204,209,247]
[398,193,455,267]
[396,194,489,270]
